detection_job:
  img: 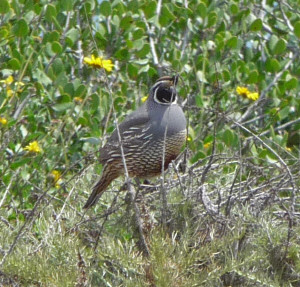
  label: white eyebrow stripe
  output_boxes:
[151,80,171,91]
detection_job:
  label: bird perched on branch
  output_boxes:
[84,75,187,209]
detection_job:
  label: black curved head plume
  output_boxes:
[151,75,179,105]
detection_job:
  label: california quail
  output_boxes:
[83,75,187,208]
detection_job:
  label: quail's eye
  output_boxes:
[156,87,176,103]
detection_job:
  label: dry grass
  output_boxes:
[1,144,299,286]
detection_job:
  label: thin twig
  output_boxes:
[156,0,162,18]
[0,175,14,208]
[76,11,83,76]
[279,1,294,32]
[141,11,161,74]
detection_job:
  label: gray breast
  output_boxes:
[148,103,186,141]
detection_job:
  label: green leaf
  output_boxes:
[100,1,111,17]
[0,0,9,14]
[8,58,21,70]
[138,64,149,74]
[114,48,129,60]
[222,69,230,82]
[247,70,259,84]
[75,85,86,98]
[96,24,106,37]
[111,15,120,28]
[195,94,203,107]
[51,16,62,31]
[197,2,207,19]
[78,116,88,126]
[43,31,57,43]
[285,77,298,90]
[159,5,176,27]
[136,44,150,58]
[84,0,95,13]
[64,83,74,97]
[230,3,239,15]
[32,69,52,86]
[132,28,144,40]
[294,21,300,38]
[132,39,143,49]
[207,12,217,28]
[52,58,64,75]
[2,173,12,186]
[65,28,79,47]
[52,102,74,112]
[265,58,280,72]
[273,39,286,55]
[226,36,238,48]
[223,129,234,147]
[148,67,157,78]
[90,93,100,112]
[190,151,205,164]
[60,93,72,103]
[10,158,31,170]
[127,63,138,78]
[268,35,278,54]
[278,106,290,120]
[250,18,262,31]
[51,41,62,54]
[45,4,57,22]
[120,16,132,30]
[0,27,8,39]
[12,19,29,37]
[33,3,42,14]
[143,1,157,19]
[60,0,75,11]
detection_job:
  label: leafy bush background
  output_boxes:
[0,0,300,286]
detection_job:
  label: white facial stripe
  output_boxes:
[153,86,177,105]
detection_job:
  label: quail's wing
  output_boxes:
[99,106,151,163]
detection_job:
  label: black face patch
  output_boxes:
[156,86,176,103]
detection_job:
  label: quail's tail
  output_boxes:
[83,165,120,209]
[83,180,107,209]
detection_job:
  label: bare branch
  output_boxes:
[141,11,161,74]
[279,1,294,32]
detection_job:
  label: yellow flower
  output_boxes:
[0,75,14,85]
[51,170,62,188]
[0,117,7,125]
[15,81,25,91]
[141,96,148,103]
[24,141,42,153]
[74,97,83,103]
[83,55,114,72]
[6,87,13,97]
[236,86,259,101]
[236,86,250,97]
[1,76,25,97]
[204,142,211,149]
[247,92,259,101]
